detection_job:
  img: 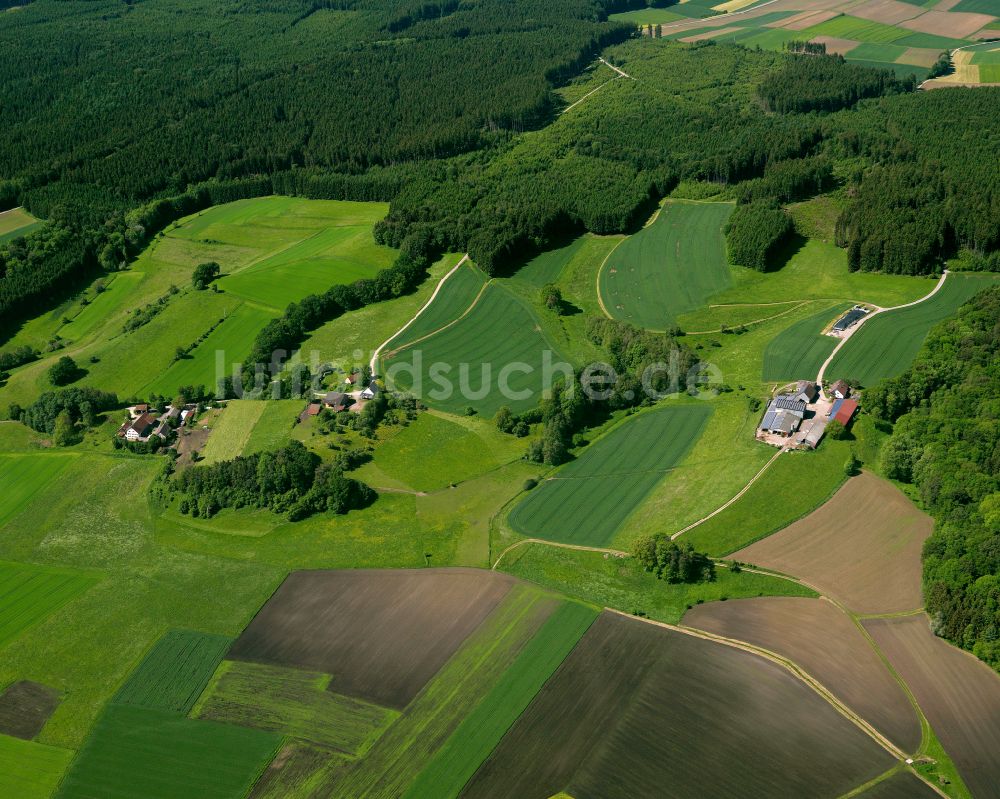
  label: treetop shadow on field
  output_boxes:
[766,231,807,273]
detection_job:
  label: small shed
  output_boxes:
[299,403,322,422]
[830,379,851,400]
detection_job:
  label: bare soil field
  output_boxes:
[734,472,931,614]
[813,35,864,56]
[851,0,924,25]
[775,9,840,30]
[228,569,517,709]
[857,770,940,799]
[462,611,894,799]
[684,597,921,752]
[899,10,996,38]
[865,614,1000,799]
[0,681,60,739]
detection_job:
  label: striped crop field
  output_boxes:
[509,404,713,547]
[113,629,231,714]
[0,561,99,650]
[762,303,850,382]
[828,273,1000,386]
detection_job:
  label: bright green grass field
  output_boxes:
[828,273,1000,387]
[144,302,278,398]
[55,704,281,799]
[600,201,734,330]
[242,400,304,455]
[0,734,74,799]
[380,260,488,356]
[383,283,572,416]
[511,236,588,288]
[502,545,816,625]
[509,405,713,547]
[355,411,525,492]
[0,453,76,526]
[683,439,852,556]
[761,303,850,382]
[218,224,396,311]
[113,629,231,714]
[970,47,1000,65]
[195,660,399,756]
[404,601,597,799]
[0,560,99,649]
[980,64,1000,82]
[200,400,270,464]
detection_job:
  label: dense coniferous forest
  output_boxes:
[867,287,1000,670]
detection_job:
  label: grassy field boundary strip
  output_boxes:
[817,270,948,394]
[370,254,469,374]
[685,300,812,335]
[492,538,627,571]
[670,446,786,540]
[402,601,598,799]
[610,608,910,762]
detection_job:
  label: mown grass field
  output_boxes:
[242,400,304,455]
[509,405,712,547]
[762,303,850,381]
[683,439,851,556]
[144,301,278,398]
[354,411,525,492]
[0,561,99,650]
[200,400,270,464]
[0,207,43,243]
[403,601,597,799]
[502,545,815,625]
[195,660,398,756]
[0,454,76,526]
[55,704,281,799]
[0,734,74,799]
[383,283,572,416]
[112,630,231,714]
[828,273,1000,386]
[599,201,734,330]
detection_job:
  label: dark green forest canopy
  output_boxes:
[868,287,1000,671]
[0,0,628,221]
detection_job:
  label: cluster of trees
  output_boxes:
[10,386,118,438]
[47,356,82,386]
[122,286,179,333]
[174,440,374,520]
[733,156,833,206]
[868,287,1000,670]
[192,262,221,290]
[632,535,715,584]
[724,204,793,272]
[784,40,826,56]
[758,55,914,114]
[0,345,37,372]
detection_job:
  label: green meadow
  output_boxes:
[200,401,271,464]
[0,734,74,799]
[829,273,1000,386]
[599,201,734,330]
[509,404,712,547]
[0,453,76,526]
[501,544,816,625]
[0,560,99,650]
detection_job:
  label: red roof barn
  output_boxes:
[833,399,858,427]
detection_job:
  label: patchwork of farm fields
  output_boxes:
[599,201,734,330]
[462,611,895,799]
[509,405,712,547]
[383,282,571,416]
[828,273,1000,386]
[734,472,932,614]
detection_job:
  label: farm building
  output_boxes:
[832,307,868,333]
[800,420,826,450]
[792,380,818,404]
[360,383,380,400]
[759,395,807,437]
[345,373,358,387]
[299,402,322,422]
[830,380,851,400]
[832,399,859,428]
[323,391,349,411]
[123,413,156,441]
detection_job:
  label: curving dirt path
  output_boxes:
[815,271,948,398]
[369,254,469,375]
